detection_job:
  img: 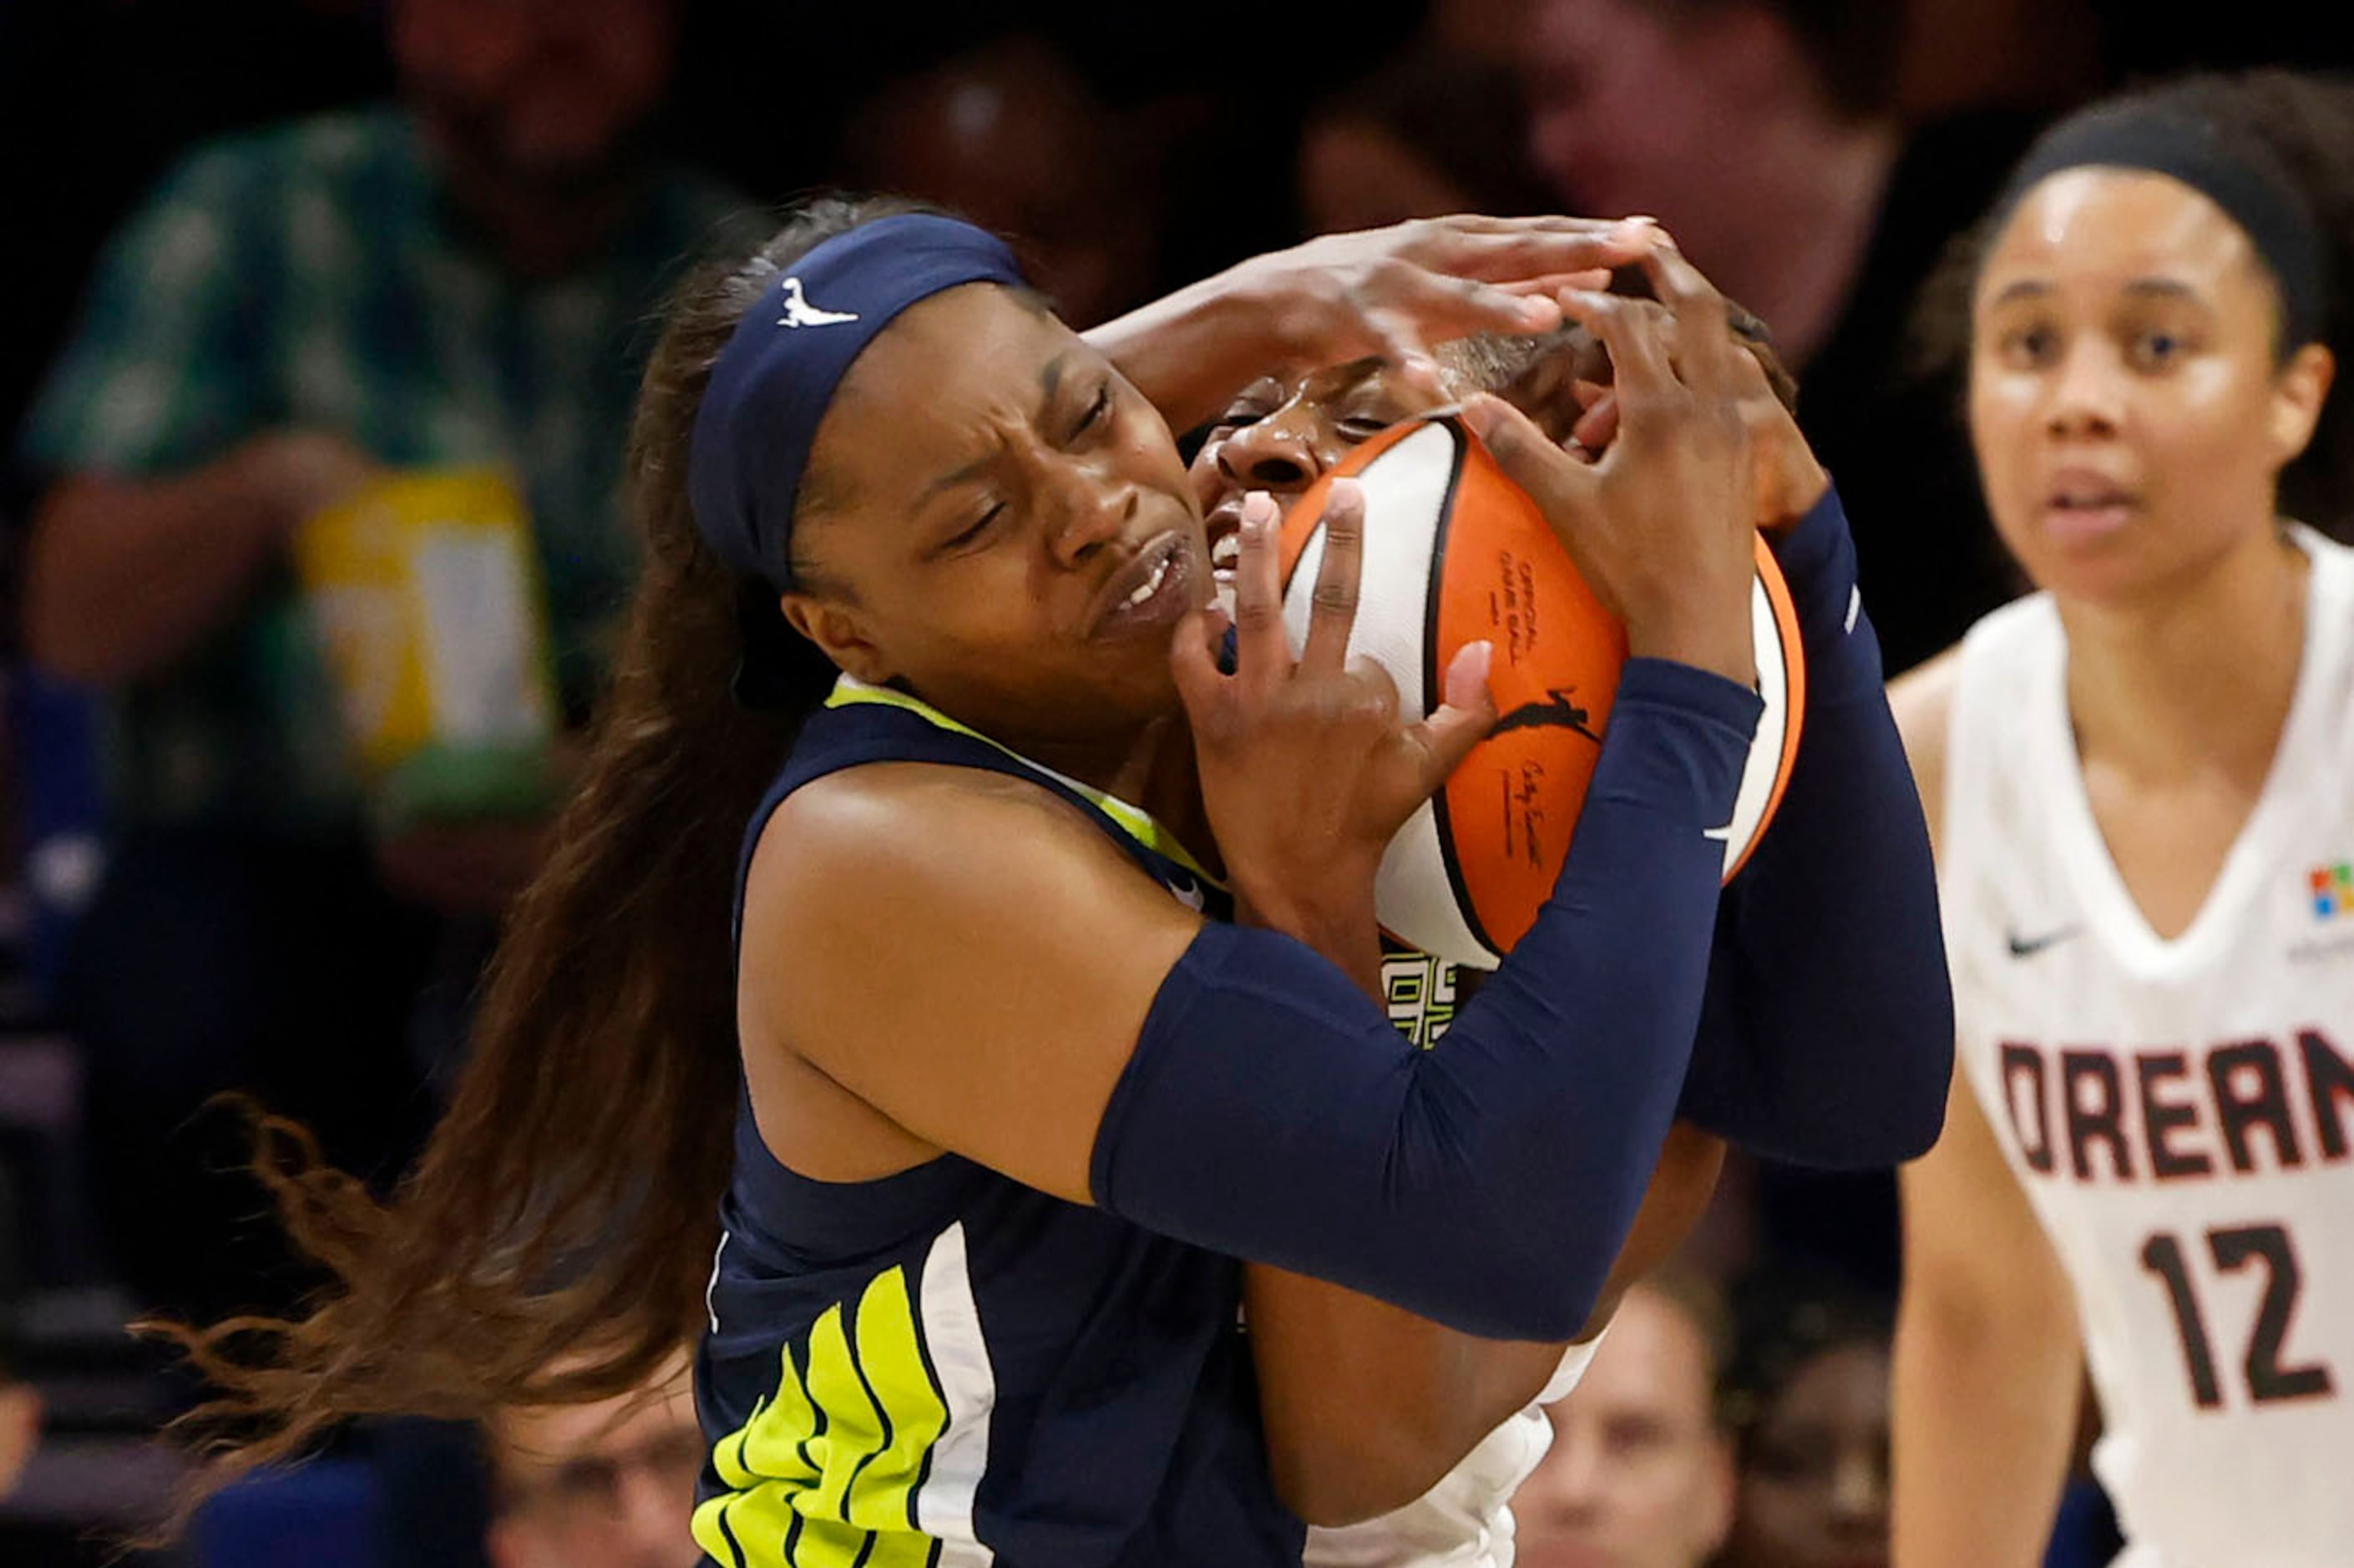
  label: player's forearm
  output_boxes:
[23,452,299,683]
[1086,268,1293,436]
[1677,487,1952,1165]
[1238,874,1565,1525]
[1891,1277,2083,1568]
[1244,1264,1563,1526]
[1245,1125,1719,1525]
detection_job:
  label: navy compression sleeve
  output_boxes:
[1675,486,1954,1166]
[1091,660,1760,1341]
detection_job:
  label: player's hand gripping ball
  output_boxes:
[1277,415,1805,968]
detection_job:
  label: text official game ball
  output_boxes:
[1278,415,1806,969]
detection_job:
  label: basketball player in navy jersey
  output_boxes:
[1890,73,2354,1567]
[154,205,1947,1567]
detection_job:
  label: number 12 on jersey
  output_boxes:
[2139,1222,2336,1410]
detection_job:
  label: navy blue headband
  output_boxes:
[1994,102,2328,349]
[688,213,1028,590]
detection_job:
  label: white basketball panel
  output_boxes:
[1722,571,1790,875]
[1377,797,1504,970]
[1279,423,1461,720]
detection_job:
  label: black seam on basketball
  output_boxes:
[1425,420,1501,960]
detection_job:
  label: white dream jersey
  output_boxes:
[1941,525,2354,1566]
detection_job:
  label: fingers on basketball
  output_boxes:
[1632,239,1738,376]
[1408,640,1499,789]
[1465,393,1583,517]
[1170,602,1236,729]
[1301,478,1368,678]
[1229,491,1298,695]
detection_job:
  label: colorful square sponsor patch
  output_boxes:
[2310,861,2354,919]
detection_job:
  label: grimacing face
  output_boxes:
[1968,166,2334,606]
[1187,357,1466,602]
[783,284,1209,756]
[1187,308,1793,604]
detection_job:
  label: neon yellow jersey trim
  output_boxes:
[824,675,1222,887]
[693,1265,948,1567]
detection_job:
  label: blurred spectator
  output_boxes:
[1511,1272,1736,1568]
[1894,0,2103,122]
[1716,1267,1892,1568]
[840,35,1164,328]
[12,0,742,1328]
[1521,0,2029,675]
[1297,51,1557,235]
[481,1354,701,1568]
[1898,0,2354,126]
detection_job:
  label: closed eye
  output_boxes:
[1209,400,1274,438]
[1076,382,1113,438]
[935,502,1004,557]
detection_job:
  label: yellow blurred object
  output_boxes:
[293,468,560,825]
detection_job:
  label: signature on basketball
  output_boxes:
[1501,761,1551,867]
[1493,686,1602,742]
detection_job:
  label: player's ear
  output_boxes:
[783,590,893,686]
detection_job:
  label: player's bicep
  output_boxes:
[742,769,1204,1206]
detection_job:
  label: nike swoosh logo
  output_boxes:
[2006,925,2081,958]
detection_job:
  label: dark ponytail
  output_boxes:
[149,195,931,1524]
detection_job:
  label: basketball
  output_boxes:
[1278,414,1806,969]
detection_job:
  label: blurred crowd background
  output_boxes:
[0,0,2345,1564]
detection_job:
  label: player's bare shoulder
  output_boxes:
[1887,647,1962,861]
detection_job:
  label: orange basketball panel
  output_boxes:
[1428,434,1628,956]
[1277,413,1807,959]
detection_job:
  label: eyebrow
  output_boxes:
[1313,357,1387,397]
[914,452,993,509]
[1988,276,2205,307]
[914,350,1078,508]
[2124,277,2202,303]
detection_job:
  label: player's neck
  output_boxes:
[2058,524,2310,789]
[1020,717,1221,878]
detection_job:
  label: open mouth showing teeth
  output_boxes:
[1211,533,1240,576]
[1126,554,1172,608]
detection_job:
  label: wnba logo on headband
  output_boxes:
[777,279,859,329]
[688,213,1029,590]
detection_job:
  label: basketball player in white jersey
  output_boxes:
[1889,72,2354,1568]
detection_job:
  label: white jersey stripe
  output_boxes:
[914,1222,997,1565]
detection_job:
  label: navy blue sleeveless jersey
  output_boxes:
[691,678,1309,1568]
